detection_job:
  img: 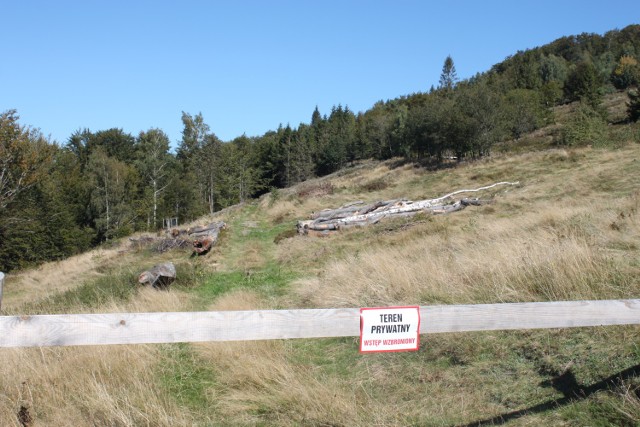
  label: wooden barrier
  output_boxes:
[0,299,638,348]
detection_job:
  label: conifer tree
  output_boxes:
[439,55,458,92]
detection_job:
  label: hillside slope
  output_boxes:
[1,141,639,425]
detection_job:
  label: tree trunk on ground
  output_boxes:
[138,262,176,289]
[298,181,519,234]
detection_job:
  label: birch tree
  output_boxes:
[136,129,173,229]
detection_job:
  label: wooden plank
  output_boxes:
[0,308,360,348]
[421,299,640,333]
[0,299,638,348]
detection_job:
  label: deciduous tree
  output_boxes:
[0,110,54,211]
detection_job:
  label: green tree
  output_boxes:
[200,134,223,214]
[456,83,507,158]
[539,54,569,85]
[87,148,138,241]
[315,105,355,175]
[439,55,458,92]
[90,128,136,163]
[291,124,317,183]
[217,136,263,205]
[406,95,442,160]
[389,103,409,157]
[176,112,215,216]
[0,110,54,211]
[360,102,392,160]
[177,111,209,162]
[565,61,603,108]
[611,55,640,89]
[135,129,173,230]
[504,89,546,139]
[504,50,542,90]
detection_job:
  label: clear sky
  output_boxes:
[1,1,638,149]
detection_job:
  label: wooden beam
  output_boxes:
[0,299,638,348]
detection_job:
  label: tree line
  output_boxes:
[1,25,639,272]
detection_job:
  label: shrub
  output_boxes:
[561,104,608,147]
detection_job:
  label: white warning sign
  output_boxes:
[359,306,421,353]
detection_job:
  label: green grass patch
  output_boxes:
[158,343,217,413]
[192,262,297,309]
[22,270,138,314]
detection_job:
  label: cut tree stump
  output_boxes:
[297,181,519,235]
[138,262,176,289]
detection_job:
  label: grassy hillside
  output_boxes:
[1,137,639,425]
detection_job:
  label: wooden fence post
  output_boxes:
[0,272,4,313]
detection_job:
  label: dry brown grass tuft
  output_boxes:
[0,278,194,426]
[2,246,123,309]
[0,345,195,427]
[197,339,361,425]
[190,290,360,425]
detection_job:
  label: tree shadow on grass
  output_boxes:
[457,364,640,427]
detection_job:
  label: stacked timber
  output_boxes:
[297,181,518,235]
[128,221,225,255]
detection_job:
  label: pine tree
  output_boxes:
[438,55,458,92]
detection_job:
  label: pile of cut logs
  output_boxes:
[129,221,225,255]
[297,182,518,235]
[133,221,225,290]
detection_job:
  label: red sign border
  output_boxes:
[359,306,421,353]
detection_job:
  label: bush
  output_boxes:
[561,104,608,147]
[628,89,640,122]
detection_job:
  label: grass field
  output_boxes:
[1,135,639,425]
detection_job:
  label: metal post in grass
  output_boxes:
[0,272,4,313]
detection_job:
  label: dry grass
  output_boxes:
[295,224,633,308]
[290,148,640,308]
[2,246,124,310]
[193,291,361,426]
[0,345,195,427]
[0,286,194,426]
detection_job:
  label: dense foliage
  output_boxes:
[1,25,639,271]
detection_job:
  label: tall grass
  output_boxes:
[0,288,194,426]
[295,226,634,308]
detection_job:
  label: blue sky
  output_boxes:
[1,1,638,149]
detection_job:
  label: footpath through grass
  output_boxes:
[190,204,299,310]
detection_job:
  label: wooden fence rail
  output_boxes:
[0,299,638,348]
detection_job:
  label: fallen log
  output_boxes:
[297,182,518,235]
[189,221,225,255]
[138,262,176,289]
[189,221,226,238]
